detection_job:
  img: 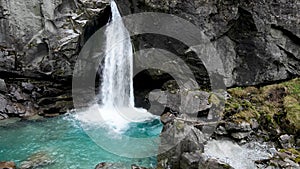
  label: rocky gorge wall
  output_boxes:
[0,0,111,119]
[116,0,300,87]
[0,0,299,122]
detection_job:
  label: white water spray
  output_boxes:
[100,0,134,107]
[76,0,154,133]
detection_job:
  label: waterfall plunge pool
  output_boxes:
[0,110,163,169]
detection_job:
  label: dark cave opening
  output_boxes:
[133,69,177,112]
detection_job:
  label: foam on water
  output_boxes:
[75,104,156,133]
[203,140,272,169]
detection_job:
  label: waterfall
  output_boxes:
[76,1,154,133]
[76,0,154,133]
[100,0,134,107]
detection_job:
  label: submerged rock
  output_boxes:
[131,164,148,169]
[94,162,127,169]
[0,161,16,169]
[230,131,251,140]
[19,152,53,169]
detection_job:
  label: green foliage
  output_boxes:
[225,78,300,135]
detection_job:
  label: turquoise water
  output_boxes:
[0,114,162,169]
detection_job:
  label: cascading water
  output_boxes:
[100,0,134,108]
[76,0,155,133]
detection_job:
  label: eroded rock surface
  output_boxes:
[116,0,300,88]
[0,0,111,118]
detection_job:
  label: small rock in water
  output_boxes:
[231,131,250,140]
[131,164,148,169]
[95,162,107,169]
[19,152,53,169]
[95,162,127,169]
[0,113,8,120]
[0,161,16,169]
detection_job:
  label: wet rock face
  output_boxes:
[0,0,111,79]
[116,0,300,87]
[0,0,111,118]
[0,77,74,118]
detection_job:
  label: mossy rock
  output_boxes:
[209,93,221,105]
[284,96,300,133]
[282,78,300,99]
[228,87,248,98]
[225,78,300,136]
[279,148,300,164]
[232,109,260,122]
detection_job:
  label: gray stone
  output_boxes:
[214,126,228,135]
[283,158,300,168]
[131,164,148,169]
[296,139,300,148]
[0,113,8,120]
[158,121,206,169]
[225,121,252,132]
[10,87,27,101]
[21,82,35,92]
[279,134,295,149]
[160,112,176,125]
[0,79,7,93]
[0,94,7,113]
[199,158,234,169]
[94,162,127,169]
[231,132,251,140]
[180,151,203,169]
[250,119,259,130]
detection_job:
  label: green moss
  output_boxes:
[284,96,300,132]
[233,109,259,122]
[225,78,300,135]
[295,156,300,163]
[209,93,221,105]
[228,87,248,98]
[283,78,300,99]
